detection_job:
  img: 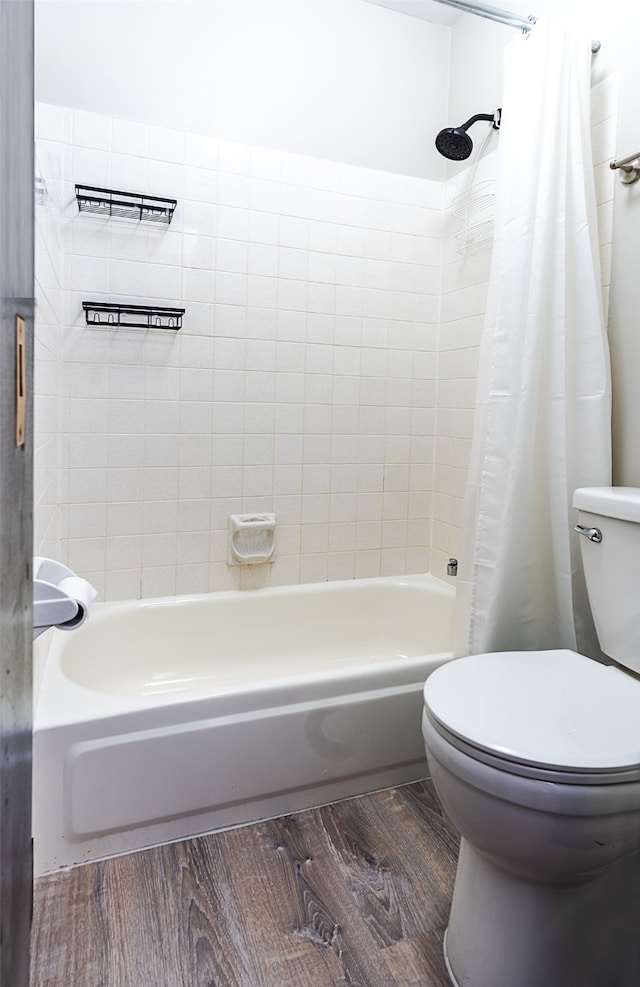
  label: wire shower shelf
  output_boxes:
[82,302,185,331]
[75,185,177,224]
[451,179,496,254]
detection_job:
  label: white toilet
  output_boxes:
[422,487,640,987]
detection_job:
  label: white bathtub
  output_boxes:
[33,573,454,874]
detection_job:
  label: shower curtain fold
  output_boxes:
[455,19,611,659]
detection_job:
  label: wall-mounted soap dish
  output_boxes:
[228,514,276,565]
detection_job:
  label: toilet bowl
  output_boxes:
[423,488,640,987]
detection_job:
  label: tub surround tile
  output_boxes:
[34,82,618,597]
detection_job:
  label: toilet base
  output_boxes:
[445,839,640,987]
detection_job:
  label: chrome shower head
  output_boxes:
[435,108,501,161]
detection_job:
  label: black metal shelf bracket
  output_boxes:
[82,301,185,331]
[75,185,177,224]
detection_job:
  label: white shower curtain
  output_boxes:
[456,20,611,659]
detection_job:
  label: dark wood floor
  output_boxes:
[31,780,459,987]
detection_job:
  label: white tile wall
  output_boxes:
[34,78,618,603]
[36,104,443,600]
[34,121,70,699]
[34,120,67,564]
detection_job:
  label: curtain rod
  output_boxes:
[429,0,601,53]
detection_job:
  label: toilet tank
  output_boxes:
[573,487,640,674]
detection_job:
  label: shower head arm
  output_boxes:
[460,110,501,132]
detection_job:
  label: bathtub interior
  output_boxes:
[33,573,455,874]
[56,573,454,698]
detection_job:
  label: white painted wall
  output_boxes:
[607,25,640,485]
[447,0,626,131]
[35,0,451,181]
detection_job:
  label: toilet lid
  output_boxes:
[424,650,640,774]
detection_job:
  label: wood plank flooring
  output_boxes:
[31,780,459,987]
